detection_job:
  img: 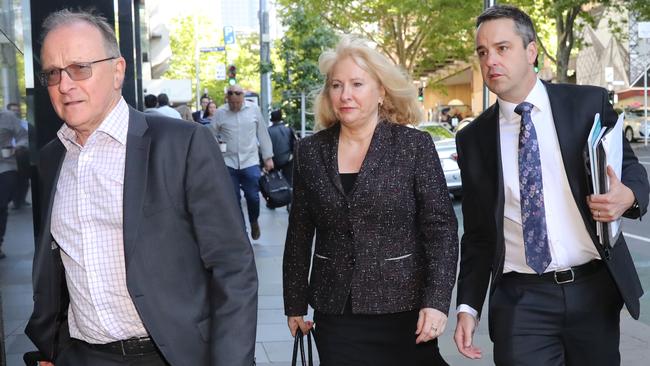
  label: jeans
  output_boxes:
[227,165,261,226]
[0,171,17,247]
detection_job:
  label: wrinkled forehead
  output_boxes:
[228,87,244,94]
[41,22,106,67]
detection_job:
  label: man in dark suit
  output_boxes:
[26,9,258,366]
[453,5,649,366]
[192,95,210,123]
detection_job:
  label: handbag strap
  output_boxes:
[291,329,313,366]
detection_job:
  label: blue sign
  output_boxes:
[224,26,235,45]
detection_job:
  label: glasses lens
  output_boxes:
[228,91,242,96]
[66,64,93,81]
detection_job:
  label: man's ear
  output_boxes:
[526,41,538,66]
[113,57,127,89]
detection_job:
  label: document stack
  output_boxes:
[585,112,624,248]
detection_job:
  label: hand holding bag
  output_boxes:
[291,329,314,366]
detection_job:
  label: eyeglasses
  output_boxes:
[227,90,243,96]
[38,56,117,86]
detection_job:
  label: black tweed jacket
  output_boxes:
[283,121,458,316]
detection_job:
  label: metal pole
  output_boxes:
[482,0,496,111]
[194,12,201,111]
[300,92,306,138]
[259,0,271,123]
[643,64,648,146]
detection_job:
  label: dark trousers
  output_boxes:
[227,165,261,225]
[277,160,293,186]
[11,148,30,207]
[55,339,169,366]
[0,171,17,246]
[314,303,448,366]
[490,263,623,366]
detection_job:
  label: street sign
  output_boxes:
[639,22,650,39]
[200,46,226,53]
[224,26,235,45]
[216,64,226,80]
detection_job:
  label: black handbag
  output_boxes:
[291,329,314,366]
[259,170,292,208]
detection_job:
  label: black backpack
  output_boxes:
[259,170,292,208]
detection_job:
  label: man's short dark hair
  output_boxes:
[157,93,170,106]
[144,94,158,108]
[270,109,282,123]
[476,5,537,48]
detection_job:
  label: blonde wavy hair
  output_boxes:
[314,36,423,129]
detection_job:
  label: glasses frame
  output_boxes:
[227,90,243,96]
[39,56,117,87]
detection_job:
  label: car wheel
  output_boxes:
[625,127,635,142]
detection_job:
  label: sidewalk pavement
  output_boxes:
[2,200,650,365]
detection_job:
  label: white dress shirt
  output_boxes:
[51,98,148,343]
[156,105,181,119]
[459,79,600,318]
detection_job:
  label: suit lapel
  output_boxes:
[122,109,151,266]
[319,124,346,196]
[352,121,390,196]
[545,83,598,240]
[483,105,507,277]
[40,141,66,243]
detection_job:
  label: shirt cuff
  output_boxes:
[457,304,479,320]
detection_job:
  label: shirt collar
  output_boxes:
[498,78,547,124]
[57,97,129,149]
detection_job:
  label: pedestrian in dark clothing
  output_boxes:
[268,109,295,184]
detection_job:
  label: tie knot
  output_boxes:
[514,102,534,116]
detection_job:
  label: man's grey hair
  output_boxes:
[40,9,121,58]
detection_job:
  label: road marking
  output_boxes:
[624,232,650,243]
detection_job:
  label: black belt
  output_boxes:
[503,259,604,284]
[83,336,157,356]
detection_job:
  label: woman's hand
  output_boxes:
[287,316,313,337]
[415,307,447,344]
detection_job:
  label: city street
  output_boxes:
[1,143,649,365]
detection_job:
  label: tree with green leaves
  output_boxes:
[506,0,650,83]
[273,4,338,130]
[279,0,481,77]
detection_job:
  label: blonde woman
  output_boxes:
[282,36,458,365]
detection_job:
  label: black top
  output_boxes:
[339,172,358,195]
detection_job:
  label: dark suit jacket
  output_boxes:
[25,108,258,366]
[455,82,649,323]
[192,110,204,123]
[283,121,458,316]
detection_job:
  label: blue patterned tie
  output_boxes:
[515,102,551,274]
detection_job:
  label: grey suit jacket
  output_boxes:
[283,121,458,316]
[26,108,258,366]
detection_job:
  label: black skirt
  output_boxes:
[313,301,449,366]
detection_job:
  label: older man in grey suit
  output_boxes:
[26,9,258,366]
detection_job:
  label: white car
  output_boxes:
[418,123,462,199]
[623,108,650,142]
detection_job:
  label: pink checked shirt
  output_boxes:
[51,98,148,343]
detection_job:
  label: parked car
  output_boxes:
[418,123,462,199]
[622,108,650,142]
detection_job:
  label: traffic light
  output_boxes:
[228,65,237,85]
[418,87,424,102]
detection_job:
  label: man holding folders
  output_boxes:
[453,5,649,366]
